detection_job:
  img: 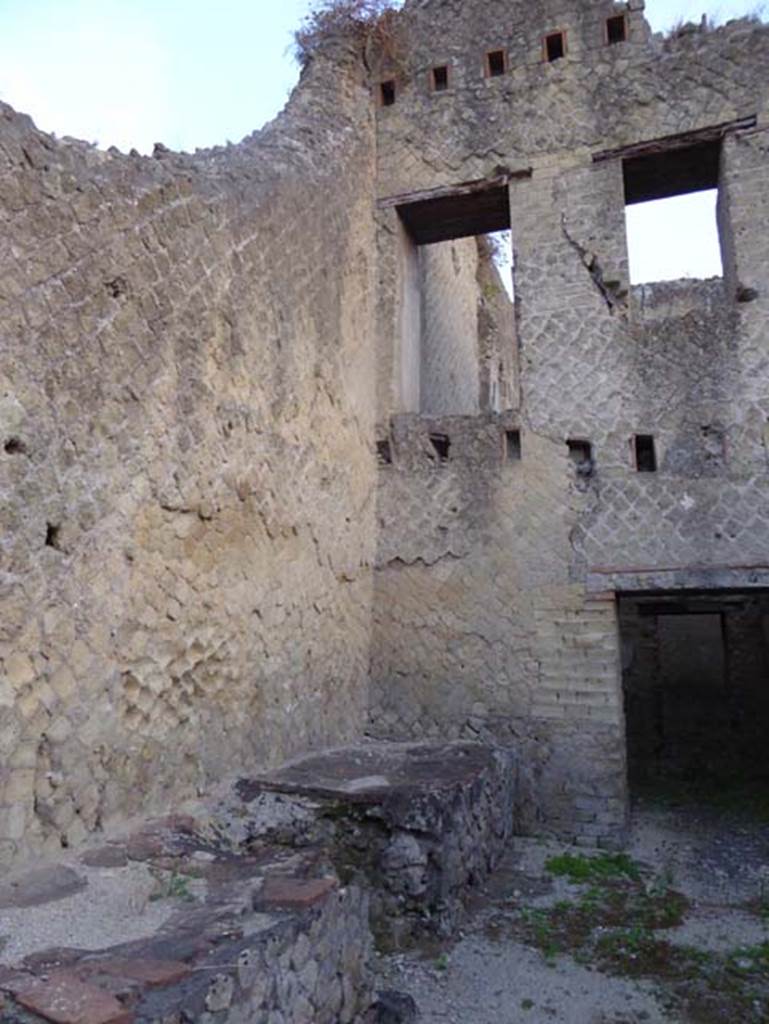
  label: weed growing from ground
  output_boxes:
[545,851,641,884]
[505,852,769,1020]
[149,868,197,903]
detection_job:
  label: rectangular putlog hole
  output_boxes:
[544,32,566,62]
[607,15,627,44]
[380,80,396,106]
[377,439,393,466]
[431,65,449,92]
[429,433,451,462]
[485,50,507,77]
[505,429,522,462]
[567,439,594,474]
[634,435,657,473]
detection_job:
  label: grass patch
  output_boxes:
[726,942,769,975]
[545,852,641,884]
[514,882,689,964]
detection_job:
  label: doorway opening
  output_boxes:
[619,590,769,805]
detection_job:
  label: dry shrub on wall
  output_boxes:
[294,0,405,72]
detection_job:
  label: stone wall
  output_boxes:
[370,0,769,842]
[0,48,379,867]
[370,413,627,843]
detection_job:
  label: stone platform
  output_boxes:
[0,741,515,1023]
[236,741,517,948]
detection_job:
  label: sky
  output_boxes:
[0,0,763,282]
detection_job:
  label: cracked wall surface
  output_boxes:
[0,48,378,867]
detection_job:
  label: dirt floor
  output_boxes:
[373,793,769,1024]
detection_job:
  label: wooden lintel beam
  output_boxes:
[377,170,531,210]
[592,115,757,164]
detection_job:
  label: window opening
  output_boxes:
[545,32,566,62]
[394,182,514,417]
[380,80,396,106]
[429,433,451,462]
[623,139,723,285]
[486,50,506,77]
[634,435,657,473]
[607,15,627,44]
[505,429,522,462]
[431,65,449,92]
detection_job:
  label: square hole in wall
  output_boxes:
[607,15,627,44]
[429,433,451,462]
[567,439,594,475]
[431,65,449,92]
[485,50,507,77]
[544,32,566,62]
[380,80,396,106]
[505,429,522,462]
[377,439,393,465]
[634,435,657,473]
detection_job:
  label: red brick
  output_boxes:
[256,876,337,910]
[6,971,133,1024]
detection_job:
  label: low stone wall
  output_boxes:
[0,816,372,1024]
[238,741,517,948]
[0,741,514,1022]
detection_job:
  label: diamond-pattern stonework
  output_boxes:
[1,0,769,862]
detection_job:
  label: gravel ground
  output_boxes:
[373,801,769,1024]
[375,936,671,1024]
[0,861,179,966]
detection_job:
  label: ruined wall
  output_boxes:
[370,414,625,841]
[0,49,378,866]
[371,0,769,842]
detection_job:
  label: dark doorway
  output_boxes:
[619,590,769,793]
